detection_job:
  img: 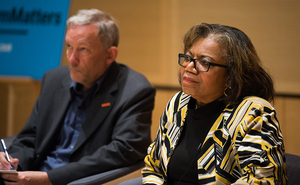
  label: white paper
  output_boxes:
[0,170,17,174]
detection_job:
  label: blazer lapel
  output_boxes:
[163,94,190,168]
[51,86,71,132]
[73,87,117,152]
[38,75,71,154]
[72,62,120,152]
[196,113,229,181]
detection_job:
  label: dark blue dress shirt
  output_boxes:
[39,77,103,171]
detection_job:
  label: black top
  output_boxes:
[167,98,226,185]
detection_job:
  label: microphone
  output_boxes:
[197,143,202,150]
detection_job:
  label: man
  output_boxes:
[0,9,155,185]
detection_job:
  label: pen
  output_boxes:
[1,139,13,170]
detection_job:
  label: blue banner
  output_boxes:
[0,0,70,79]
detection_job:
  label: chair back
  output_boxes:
[286,153,300,184]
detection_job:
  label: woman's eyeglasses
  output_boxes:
[178,53,228,72]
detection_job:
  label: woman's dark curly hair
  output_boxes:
[182,23,274,105]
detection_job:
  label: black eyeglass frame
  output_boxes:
[178,53,228,72]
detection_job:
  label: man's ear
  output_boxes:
[106,46,118,64]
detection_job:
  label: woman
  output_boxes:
[142,23,287,185]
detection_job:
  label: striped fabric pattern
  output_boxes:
[142,91,287,185]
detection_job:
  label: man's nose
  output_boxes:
[68,50,79,64]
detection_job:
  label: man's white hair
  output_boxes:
[67,9,119,49]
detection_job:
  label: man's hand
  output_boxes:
[1,171,52,185]
[0,152,18,170]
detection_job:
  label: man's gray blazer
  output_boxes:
[8,62,156,185]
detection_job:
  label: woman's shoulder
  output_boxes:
[223,96,277,135]
[240,96,274,110]
[228,96,275,118]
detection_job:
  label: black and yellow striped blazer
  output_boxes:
[142,91,287,185]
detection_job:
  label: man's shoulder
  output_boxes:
[44,66,69,77]
[41,66,71,88]
[117,63,151,85]
[113,63,155,99]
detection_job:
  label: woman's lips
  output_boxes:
[183,76,196,83]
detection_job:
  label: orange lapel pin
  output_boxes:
[101,102,111,107]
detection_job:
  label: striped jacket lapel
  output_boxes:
[162,92,240,183]
[160,92,190,171]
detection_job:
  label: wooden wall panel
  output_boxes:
[274,97,300,155]
[0,78,40,138]
[10,81,40,135]
[0,83,9,139]
[61,0,300,94]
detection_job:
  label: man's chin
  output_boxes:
[70,74,83,83]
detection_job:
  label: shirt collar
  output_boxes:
[70,64,112,97]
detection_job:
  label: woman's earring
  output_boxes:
[224,85,232,97]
